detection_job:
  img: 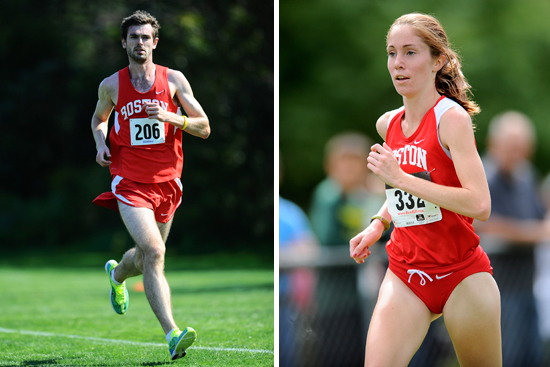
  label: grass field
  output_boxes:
[0,265,274,366]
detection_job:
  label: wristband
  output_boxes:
[182,115,188,130]
[371,215,391,231]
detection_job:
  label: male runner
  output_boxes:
[90,10,210,360]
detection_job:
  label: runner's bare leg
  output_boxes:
[115,216,173,279]
[443,272,502,367]
[114,247,144,279]
[115,202,177,334]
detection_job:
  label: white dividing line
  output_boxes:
[0,327,273,354]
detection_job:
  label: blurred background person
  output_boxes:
[279,157,319,367]
[306,132,386,366]
[310,131,386,246]
[476,111,547,367]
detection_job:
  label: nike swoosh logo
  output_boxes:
[160,213,169,216]
[156,90,165,94]
[414,138,425,144]
[436,272,453,280]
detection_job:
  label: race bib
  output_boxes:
[130,118,165,146]
[386,171,442,228]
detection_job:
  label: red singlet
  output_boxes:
[384,96,480,267]
[109,64,183,183]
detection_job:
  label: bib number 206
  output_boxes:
[130,118,165,146]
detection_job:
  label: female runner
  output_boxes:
[350,13,502,367]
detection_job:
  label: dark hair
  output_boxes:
[121,10,160,40]
[388,13,480,117]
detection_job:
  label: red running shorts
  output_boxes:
[93,175,183,223]
[388,245,493,314]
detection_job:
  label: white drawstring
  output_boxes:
[407,269,433,286]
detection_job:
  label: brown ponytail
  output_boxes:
[388,13,480,117]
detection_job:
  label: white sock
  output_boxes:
[110,269,122,285]
[166,328,177,342]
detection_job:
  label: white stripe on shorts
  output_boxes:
[111,175,134,206]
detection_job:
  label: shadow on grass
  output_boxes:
[13,359,107,367]
[12,359,108,366]
[14,359,62,366]
[8,358,173,366]
[140,362,173,366]
[170,282,273,295]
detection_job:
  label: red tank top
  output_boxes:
[109,65,183,183]
[384,96,480,267]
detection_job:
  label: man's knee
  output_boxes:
[141,245,166,265]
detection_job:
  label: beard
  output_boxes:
[127,47,148,64]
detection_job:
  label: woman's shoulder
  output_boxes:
[438,100,475,150]
[439,102,472,129]
[377,107,404,140]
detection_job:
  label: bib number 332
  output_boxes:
[386,188,442,228]
[130,118,165,146]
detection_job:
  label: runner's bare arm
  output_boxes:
[91,76,116,167]
[157,69,210,139]
[348,111,395,264]
[368,107,491,221]
[350,201,392,264]
[375,110,396,142]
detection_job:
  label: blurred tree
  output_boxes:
[0,0,274,255]
[280,0,550,210]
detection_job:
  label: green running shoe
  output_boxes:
[104,260,128,315]
[169,327,197,360]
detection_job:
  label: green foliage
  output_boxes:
[0,267,274,366]
[280,0,550,208]
[0,0,274,254]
